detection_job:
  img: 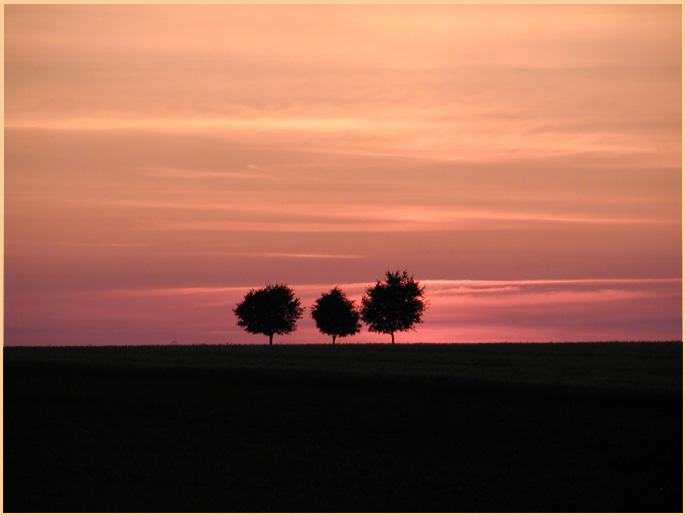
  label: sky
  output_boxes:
[4,4,682,345]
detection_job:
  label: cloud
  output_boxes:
[55,242,149,248]
[141,166,273,180]
[6,6,680,165]
[425,277,682,289]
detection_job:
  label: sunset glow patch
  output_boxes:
[4,278,680,346]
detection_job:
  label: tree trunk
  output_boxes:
[332,335,336,345]
[391,332,395,344]
[269,333,273,346]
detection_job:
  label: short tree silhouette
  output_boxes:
[361,270,427,344]
[234,284,303,345]
[311,287,361,344]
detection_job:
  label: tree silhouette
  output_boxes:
[360,270,427,344]
[311,287,361,344]
[234,284,303,345]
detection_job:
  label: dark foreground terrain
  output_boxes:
[4,342,683,512]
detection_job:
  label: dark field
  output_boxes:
[4,342,683,512]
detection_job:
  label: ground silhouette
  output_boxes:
[4,342,682,512]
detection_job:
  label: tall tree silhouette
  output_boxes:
[311,287,361,344]
[361,270,427,344]
[234,284,303,345]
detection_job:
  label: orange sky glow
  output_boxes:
[4,5,682,345]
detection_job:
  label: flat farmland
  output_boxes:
[3,342,682,512]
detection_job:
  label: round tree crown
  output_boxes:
[234,284,303,337]
[360,270,427,337]
[311,287,361,341]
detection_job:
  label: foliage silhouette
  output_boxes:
[234,284,303,345]
[311,287,362,344]
[361,270,427,344]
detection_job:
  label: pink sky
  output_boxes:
[4,5,682,345]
